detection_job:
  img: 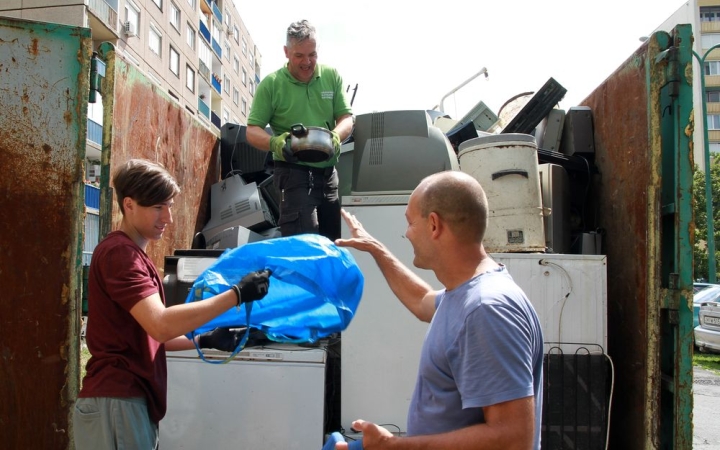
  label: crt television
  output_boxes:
[351,110,459,195]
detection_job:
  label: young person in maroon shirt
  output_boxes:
[74,159,271,450]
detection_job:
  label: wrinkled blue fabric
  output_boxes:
[184,234,364,343]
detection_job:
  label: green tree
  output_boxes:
[693,160,720,281]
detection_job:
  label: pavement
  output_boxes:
[693,366,720,449]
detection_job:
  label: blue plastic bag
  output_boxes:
[185,234,364,344]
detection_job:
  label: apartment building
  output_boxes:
[0,0,262,263]
[0,0,262,150]
[657,0,720,169]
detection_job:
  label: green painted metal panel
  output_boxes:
[0,17,91,449]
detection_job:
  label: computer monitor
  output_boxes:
[351,110,459,195]
[201,174,276,242]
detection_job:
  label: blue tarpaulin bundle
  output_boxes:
[184,234,364,344]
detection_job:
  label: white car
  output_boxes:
[695,301,720,353]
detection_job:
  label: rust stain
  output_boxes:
[29,37,38,55]
[107,52,220,271]
[582,40,653,449]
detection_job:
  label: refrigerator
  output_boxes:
[161,344,327,449]
[340,195,607,434]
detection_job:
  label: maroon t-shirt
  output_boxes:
[79,230,168,424]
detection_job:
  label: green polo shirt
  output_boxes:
[248,63,352,167]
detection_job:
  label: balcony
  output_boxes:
[198,59,210,82]
[199,20,211,44]
[211,110,221,129]
[211,73,221,93]
[87,118,103,146]
[198,98,210,118]
[87,0,118,30]
[212,37,222,59]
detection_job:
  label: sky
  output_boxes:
[233,0,689,120]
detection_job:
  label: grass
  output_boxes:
[693,351,720,374]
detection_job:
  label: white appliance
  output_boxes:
[492,253,607,354]
[340,195,608,434]
[458,134,546,253]
[340,195,436,434]
[162,344,327,449]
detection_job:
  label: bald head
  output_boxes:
[414,171,489,243]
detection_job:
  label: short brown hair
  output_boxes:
[112,159,180,215]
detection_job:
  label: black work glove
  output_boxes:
[197,327,270,351]
[196,327,245,352]
[235,269,272,303]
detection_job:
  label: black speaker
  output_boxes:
[220,123,271,179]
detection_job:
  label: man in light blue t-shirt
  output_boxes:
[246,19,353,241]
[335,171,544,450]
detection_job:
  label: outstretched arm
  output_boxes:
[335,209,437,322]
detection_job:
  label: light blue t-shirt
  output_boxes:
[406,265,543,450]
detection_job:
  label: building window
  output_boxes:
[708,90,720,103]
[169,46,180,76]
[241,67,247,86]
[249,80,254,96]
[708,114,720,130]
[186,65,195,92]
[225,9,231,27]
[152,0,162,10]
[241,97,247,116]
[223,75,230,93]
[710,142,720,153]
[224,40,230,61]
[170,2,180,31]
[233,25,240,44]
[233,87,239,105]
[186,0,196,10]
[125,1,140,35]
[705,60,720,76]
[186,24,195,50]
[702,33,720,51]
[249,51,253,67]
[241,37,247,55]
[701,7,720,22]
[233,55,240,74]
[149,25,162,56]
[223,107,230,125]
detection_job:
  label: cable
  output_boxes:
[538,259,574,343]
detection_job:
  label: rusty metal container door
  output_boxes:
[0,17,91,449]
[582,25,694,449]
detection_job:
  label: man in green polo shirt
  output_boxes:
[246,19,354,241]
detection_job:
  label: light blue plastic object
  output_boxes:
[322,432,364,450]
[185,234,364,343]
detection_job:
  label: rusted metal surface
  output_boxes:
[97,42,220,272]
[0,17,91,449]
[582,27,694,449]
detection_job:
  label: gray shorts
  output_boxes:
[73,397,158,450]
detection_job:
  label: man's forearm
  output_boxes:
[246,125,271,151]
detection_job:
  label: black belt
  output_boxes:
[273,160,334,177]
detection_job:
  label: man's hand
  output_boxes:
[334,419,393,449]
[335,209,381,253]
[196,327,244,352]
[331,130,343,156]
[269,132,296,162]
[236,269,272,303]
